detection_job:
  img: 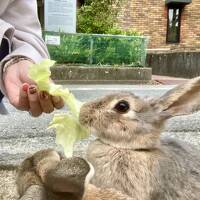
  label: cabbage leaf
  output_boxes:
[28,59,89,157]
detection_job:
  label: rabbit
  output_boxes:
[79,76,200,200]
[16,149,133,200]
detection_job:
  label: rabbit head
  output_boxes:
[79,77,200,150]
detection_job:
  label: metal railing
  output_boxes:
[45,32,149,66]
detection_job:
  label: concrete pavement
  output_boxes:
[152,75,188,85]
[1,84,200,166]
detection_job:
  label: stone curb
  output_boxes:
[50,65,152,83]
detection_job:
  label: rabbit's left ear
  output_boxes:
[152,76,200,118]
[43,158,93,195]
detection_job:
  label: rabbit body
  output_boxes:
[87,138,200,200]
[79,77,200,200]
[17,77,200,200]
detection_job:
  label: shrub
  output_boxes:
[105,26,141,36]
[77,0,124,34]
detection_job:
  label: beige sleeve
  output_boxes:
[0,0,49,95]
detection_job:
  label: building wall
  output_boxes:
[117,0,200,50]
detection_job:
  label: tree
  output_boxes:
[77,0,123,34]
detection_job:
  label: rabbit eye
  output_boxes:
[114,100,130,113]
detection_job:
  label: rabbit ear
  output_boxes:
[153,76,200,118]
[16,156,47,200]
[43,157,92,196]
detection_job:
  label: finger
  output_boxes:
[28,85,42,117]
[18,83,30,111]
[38,91,54,113]
[51,96,65,109]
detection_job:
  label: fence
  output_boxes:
[45,32,149,67]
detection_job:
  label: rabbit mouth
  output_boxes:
[79,116,93,128]
[90,127,98,135]
[79,117,99,135]
[84,123,98,135]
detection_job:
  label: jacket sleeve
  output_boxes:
[0,0,49,94]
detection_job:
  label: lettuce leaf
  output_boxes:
[48,114,89,157]
[28,59,55,91]
[28,59,89,157]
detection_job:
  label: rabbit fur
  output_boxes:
[16,149,133,200]
[79,76,200,200]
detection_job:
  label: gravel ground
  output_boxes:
[0,170,18,200]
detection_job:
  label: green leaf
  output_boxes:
[28,59,89,157]
[29,59,55,91]
[48,114,89,157]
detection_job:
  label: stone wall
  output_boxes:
[118,0,200,50]
[146,51,200,78]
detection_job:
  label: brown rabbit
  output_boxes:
[16,149,133,200]
[79,77,200,200]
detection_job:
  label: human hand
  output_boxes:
[3,60,64,117]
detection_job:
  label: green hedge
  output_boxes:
[45,32,149,67]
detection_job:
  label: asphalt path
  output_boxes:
[0,84,200,167]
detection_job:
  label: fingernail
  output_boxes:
[52,96,61,103]
[40,91,49,100]
[22,83,29,92]
[29,86,37,94]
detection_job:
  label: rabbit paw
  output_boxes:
[16,155,47,200]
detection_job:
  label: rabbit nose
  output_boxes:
[79,101,98,126]
[80,102,95,116]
